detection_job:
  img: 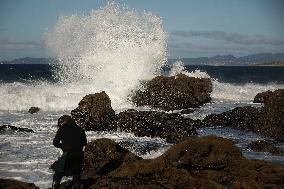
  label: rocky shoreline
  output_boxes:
[2,74,284,188]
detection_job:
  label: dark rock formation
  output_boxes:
[256,89,284,142]
[116,109,198,143]
[131,74,212,110]
[253,90,273,103]
[71,91,116,131]
[0,179,39,189]
[60,136,284,189]
[28,107,40,114]
[248,140,284,156]
[0,125,34,133]
[82,138,142,179]
[70,92,199,142]
[202,106,260,131]
[202,89,284,142]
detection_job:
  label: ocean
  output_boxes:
[1,3,284,188]
[1,63,284,188]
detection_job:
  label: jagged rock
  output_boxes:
[71,91,116,131]
[28,107,40,114]
[131,74,212,110]
[253,90,273,103]
[116,109,198,143]
[0,125,34,133]
[0,179,39,189]
[66,136,284,189]
[248,140,284,156]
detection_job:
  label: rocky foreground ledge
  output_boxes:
[3,136,284,189]
[0,179,39,189]
[62,136,284,188]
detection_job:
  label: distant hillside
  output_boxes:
[2,53,284,66]
[171,53,284,66]
[253,61,284,66]
[0,57,56,64]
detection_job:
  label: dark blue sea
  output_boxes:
[0,63,284,188]
[1,64,284,84]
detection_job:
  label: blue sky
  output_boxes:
[0,0,283,60]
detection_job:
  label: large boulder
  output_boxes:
[0,179,39,189]
[116,109,198,143]
[71,91,116,131]
[132,74,212,110]
[256,89,284,142]
[70,136,284,189]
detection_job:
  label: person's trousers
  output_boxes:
[52,171,81,189]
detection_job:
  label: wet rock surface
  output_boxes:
[82,138,142,179]
[116,109,198,143]
[71,91,116,131]
[253,90,273,103]
[0,179,39,189]
[0,125,34,133]
[131,74,212,111]
[256,89,284,142]
[202,106,260,131]
[60,136,284,189]
[202,89,284,142]
[248,140,284,156]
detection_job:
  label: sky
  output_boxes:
[0,0,284,60]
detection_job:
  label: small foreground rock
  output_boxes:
[0,125,34,133]
[0,179,39,189]
[28,107,40,114]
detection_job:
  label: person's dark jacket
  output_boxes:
[53,123,87,175]
[53,123,87,152]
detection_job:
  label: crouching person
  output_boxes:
[51,115,87,189]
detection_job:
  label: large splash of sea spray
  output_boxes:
[45,3,167,109]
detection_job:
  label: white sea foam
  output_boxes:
[170,60,210,78]
[211,81,284,102]
[45,2,167,109]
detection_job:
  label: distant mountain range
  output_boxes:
[1,53,284,66]
[0,57,55,65]
[171,53,284,66]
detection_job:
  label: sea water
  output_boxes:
[0,3,284,188]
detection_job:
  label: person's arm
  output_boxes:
[53,128,63,148]
[82,130,87,146]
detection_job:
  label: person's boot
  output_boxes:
[73,174,81,189]
[51,181,60,189]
